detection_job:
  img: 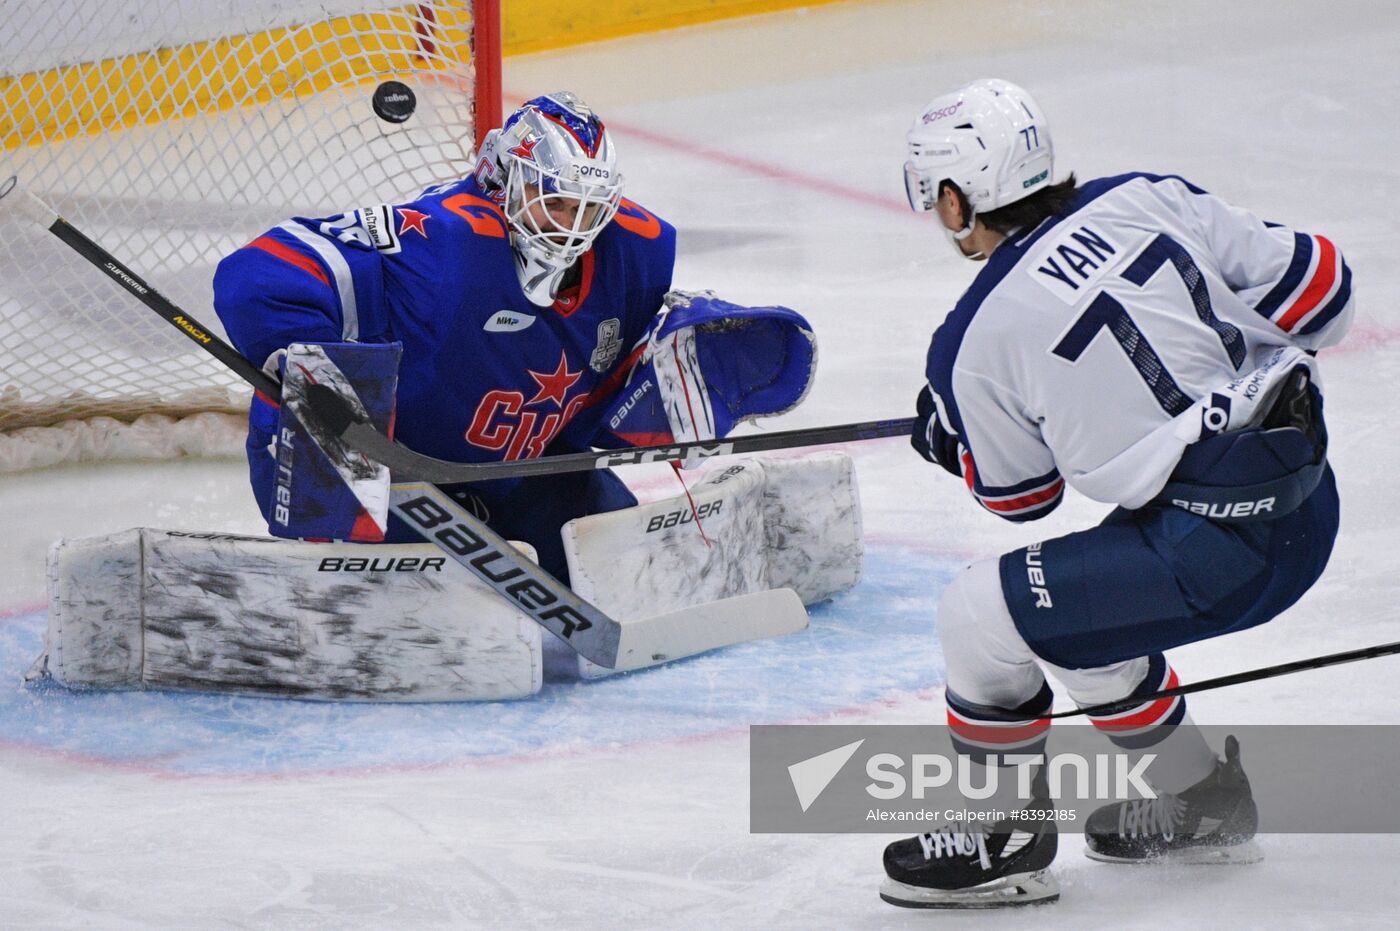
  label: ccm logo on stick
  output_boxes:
[396,495,593,637]
[595,442,734,468]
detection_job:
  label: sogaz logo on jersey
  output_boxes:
[484,310,536,333]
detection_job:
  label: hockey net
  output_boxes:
[0,0,500,472]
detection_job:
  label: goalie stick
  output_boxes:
[4,178,807,669]
[304,382,914,482]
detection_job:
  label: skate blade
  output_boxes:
[1085,839,1263,866]
[879,870,1060,909]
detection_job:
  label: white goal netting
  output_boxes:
[0,0,487,471]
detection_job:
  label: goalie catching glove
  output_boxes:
[597,290,816,453]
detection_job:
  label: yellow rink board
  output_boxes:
[503,0,853,55]
[2,6,473,149]
[3,0,849,148]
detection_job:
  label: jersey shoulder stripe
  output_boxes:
[247,233,330,289]
[1275,235,1349,333]
[1252,231,1313,318]
[276,220,360,341]
[1299,262,1352,335]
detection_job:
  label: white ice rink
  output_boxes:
[4,0,1400,926]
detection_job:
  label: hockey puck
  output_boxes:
[372,81,416,124]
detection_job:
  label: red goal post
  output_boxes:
[0,0,501,471]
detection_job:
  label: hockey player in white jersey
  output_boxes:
[881,79,1351,908]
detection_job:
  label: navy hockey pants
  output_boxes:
[999,465,1339,670]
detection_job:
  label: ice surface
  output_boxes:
[3,0,1400,926]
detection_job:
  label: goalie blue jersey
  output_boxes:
[213,176,677,468]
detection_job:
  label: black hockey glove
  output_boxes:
[911,385,962,478]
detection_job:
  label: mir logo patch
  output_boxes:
[484,311,536,333]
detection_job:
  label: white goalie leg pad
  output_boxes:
[36,529,542,701]
[758,452,863,603]
[562,452,862,678]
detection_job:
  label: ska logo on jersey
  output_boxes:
[527,352,583,407]
[465,351,590,460]
[397,208,430,238]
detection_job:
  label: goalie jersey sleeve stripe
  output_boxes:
[277,221,360,341]
[248,235,330,289]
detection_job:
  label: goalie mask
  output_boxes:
[478,92,624,306]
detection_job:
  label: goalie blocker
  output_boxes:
[33,453,861,700]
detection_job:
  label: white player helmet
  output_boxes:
[478,92,624,305]
[904,79,1054,224]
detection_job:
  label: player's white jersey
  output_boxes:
[925,172,1353,519]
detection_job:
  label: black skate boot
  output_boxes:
[880,799,1060,909]
[1085,735,1262,865]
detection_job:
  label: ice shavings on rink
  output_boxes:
[0,544,953,775]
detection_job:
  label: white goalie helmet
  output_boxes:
[478,92,624,305]
[904,79,1054,226]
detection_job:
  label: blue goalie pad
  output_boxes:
[248,341,401,542]
[598,291,816,447]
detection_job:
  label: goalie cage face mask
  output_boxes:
[487,93,624,304]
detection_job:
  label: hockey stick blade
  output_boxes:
[608,588,808,672]
[302,383,915,482]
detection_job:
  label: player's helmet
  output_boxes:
[478,92,624,305]
[904,79,1054,223]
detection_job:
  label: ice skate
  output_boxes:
[880,804,1060,909]
[1085,735,1262,864]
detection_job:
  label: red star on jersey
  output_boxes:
[397,207,430,238]
[507,135,540,161]
[526,351,583,408]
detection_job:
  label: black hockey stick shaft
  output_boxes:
[306,382,915,483]
[2,184,282,401]
[1038,639,1400,720]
